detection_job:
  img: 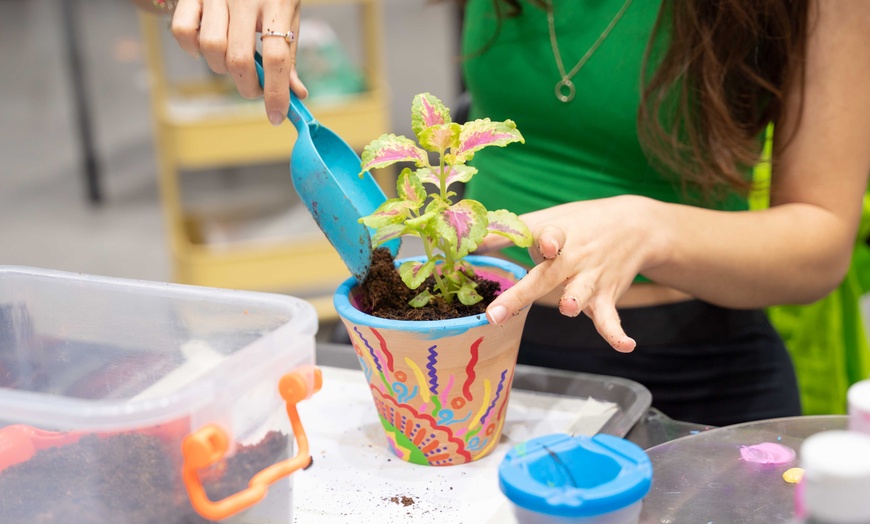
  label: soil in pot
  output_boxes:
[359,248,503,321]
[0,430,288,524]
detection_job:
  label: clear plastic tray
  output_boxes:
[0,266,319,523]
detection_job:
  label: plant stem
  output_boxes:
[422,235,450,301]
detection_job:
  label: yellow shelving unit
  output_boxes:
[138,0,390,320]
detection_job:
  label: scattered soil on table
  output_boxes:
[359,248,502,321]
[386,495,415,507]
[0,430,288,523]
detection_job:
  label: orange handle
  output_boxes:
[181,367,322,521]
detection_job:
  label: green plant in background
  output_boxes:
[358,93,533,307]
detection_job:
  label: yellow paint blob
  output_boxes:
[782,467,805,484]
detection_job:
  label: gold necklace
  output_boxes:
[546,0,634,103]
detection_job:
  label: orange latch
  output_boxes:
[181,366,323,521]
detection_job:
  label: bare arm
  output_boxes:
[483,0,870,351]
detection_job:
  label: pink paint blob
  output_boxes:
[739,442,796,464]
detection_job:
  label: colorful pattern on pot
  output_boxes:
[346,319,528,466]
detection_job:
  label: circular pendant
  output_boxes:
[555,78,575,103]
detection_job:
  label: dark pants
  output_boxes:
[518,300,802,427]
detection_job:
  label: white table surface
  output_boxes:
[292,366,618,523]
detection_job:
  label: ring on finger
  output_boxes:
[260,30,296,44]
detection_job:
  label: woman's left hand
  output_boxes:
[478,195,666,352]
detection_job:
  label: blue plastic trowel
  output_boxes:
[254,51,400,283]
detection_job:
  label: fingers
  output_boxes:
[199,0,229,73]
[225,3,261,100]
[561,278,635,352]
[485,261,565,325]
[530,225,564,264]
[171,0,204,57]
[585,301,637,353]
[260,2,294,124]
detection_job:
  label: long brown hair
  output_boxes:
[485,0,810,200]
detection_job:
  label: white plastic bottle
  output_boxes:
[797,430,870,523]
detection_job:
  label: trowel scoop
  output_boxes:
[253,52,399,283]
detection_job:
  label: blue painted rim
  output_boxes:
[498,433,653,517]
[333,255,527,333]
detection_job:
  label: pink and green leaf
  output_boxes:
[404,210,438,232]
[415,165,478,189]
[359,198,415,229]
[409,289,435,308]
[399,259,436,290]
[371,224,406,248]
[453,119,524,163]
[457,283,483,306]
[434,199,487,258]
[411,93,452,138]
[396,168,426,207]
[360,134,428,173]
[419,123,461,153]
[486,210,533,247]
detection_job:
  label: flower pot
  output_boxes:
[333,255,530,466]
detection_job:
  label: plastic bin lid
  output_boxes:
[498,433,652,518]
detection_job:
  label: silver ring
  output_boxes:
[260,31,295,44]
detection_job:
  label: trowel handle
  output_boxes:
[252,51,316,129]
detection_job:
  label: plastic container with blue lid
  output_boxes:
[498,433,653,524]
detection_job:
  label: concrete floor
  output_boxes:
[1,0,868,337]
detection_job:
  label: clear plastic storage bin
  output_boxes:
[0,266,320,524]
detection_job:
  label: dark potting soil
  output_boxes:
[359,248,502,321]
[0,430,288,524]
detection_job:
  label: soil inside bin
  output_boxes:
[359,248,504,321]
[0,430,288,524]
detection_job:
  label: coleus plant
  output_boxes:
[358,93,533,308]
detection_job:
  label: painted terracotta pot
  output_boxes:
[334,256,530,466]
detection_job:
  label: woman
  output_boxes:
[160,0,870,425]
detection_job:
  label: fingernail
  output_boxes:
[487,305,509,325]
[548,239,560,255]
[558,295,579,317]
[268,111,284,126]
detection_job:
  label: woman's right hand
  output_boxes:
[170,0,308,126]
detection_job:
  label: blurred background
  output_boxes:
[1,0,868,339]
[0,0,460,335]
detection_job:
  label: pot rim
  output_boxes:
[333,255,527,334]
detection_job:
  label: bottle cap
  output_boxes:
[498,433,652,518]
[848,380,870,435]
[800,430,870,523]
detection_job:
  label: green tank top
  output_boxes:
[461,0,749,268]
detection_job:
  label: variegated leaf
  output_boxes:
[453,119,524,163]
[486,209,534,247]
[359,198,414,229]
[399,259,436,290]
[409,289,435,308]
[371,224,406,247]
[419,123,461,153]
[415,165,478,189]
[396,168,426,207]
[434,199,488,258]
[411,93,452,139]
[457,282,483,306]
[404,210,438,231]
[414,167,441,186]
[360,134,428,173]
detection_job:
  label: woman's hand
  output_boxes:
[171,0,308,126]
[479,195,667,353]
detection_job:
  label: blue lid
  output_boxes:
[498,433,653,518]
